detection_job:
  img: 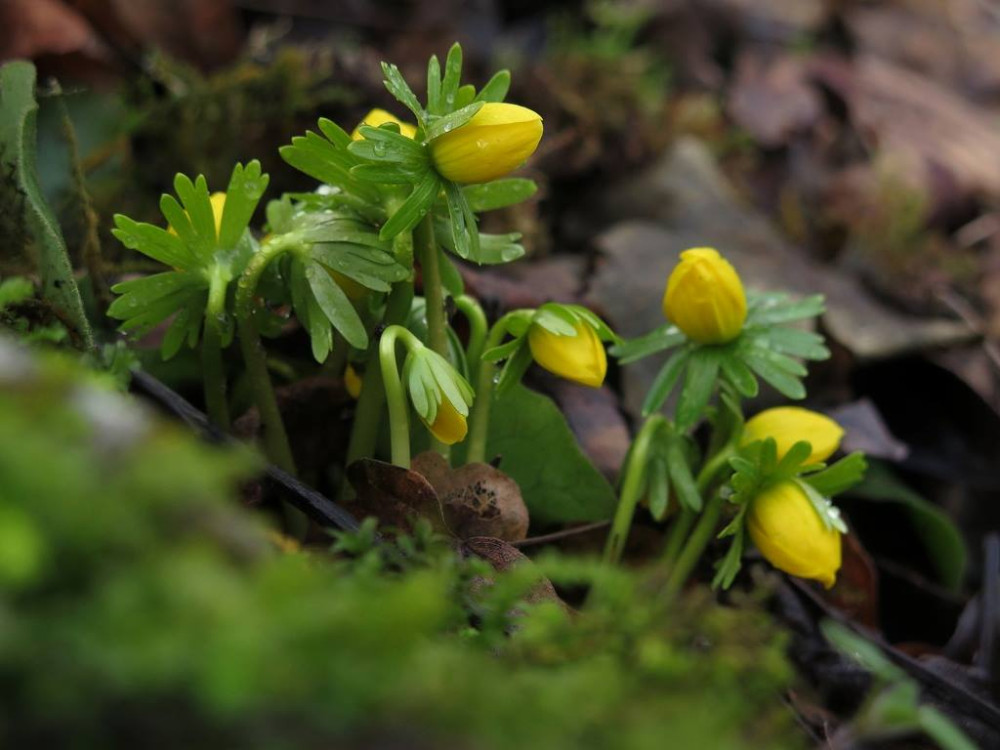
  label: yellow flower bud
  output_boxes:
[429,102,543,184]
[422,397,468,445]
[344,364,363,399]
[351,108,417,140]
[168,191,227,240]
[743,407,844,464]
[747,481,841,588]
[527,320,607,388]
[662,247,747,344]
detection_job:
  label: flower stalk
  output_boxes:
[235,235,301,477]
[602,415,666,565]
[201,265,231,431]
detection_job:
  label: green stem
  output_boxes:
[465,311,531,464]
[661,510,695,568]
[343,281,414,475]
[379,325,422,468]
[660,445,737,597]
[339,198,416,493]
[235,236,299,476]
[415,216,447,357]
[414,216,449,457]
[454,295,487,384]
[602,415,665,565]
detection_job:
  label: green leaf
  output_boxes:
[847,461,967,589]
[641,348,690,416]
[454,84,476,110]
[218,161,269,250]
[611,324,685,365]
[795,480,848,533]
[304,261,368,349]
[439,43,463,115]
[289,259,329,362]
[425,102,484,141]
[0,277,32,308]
[466,383,617,524]
[675,350,720,430]
[0,61,92,348]
[172,173,215,257]
[719,354,758,398]
[748,293,825,325]
[806,452,867,496]
[316,118,352,148]
[474,70,511,103]
[426,54,442,115]
[109,271,198,312]
[647,455,671,521]
[443,181,480,260]
[111,216,194,270]
[665,435,702,512]
[742,347,806,399]
[434,217,522,264]
[438,249,464,297]
[917,707,978,750]
[712,526,745,589]
[348,125,428,166]
[463,178,537,212]
[495,340,534,395]
[756,326,830,361]
[279,130,378,203]
[482,336,525,363]
[351,164,428,185]
[380,61,426,125]
[380,173,440,240]
[311,242,407,292]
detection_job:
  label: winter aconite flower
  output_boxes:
[743,407,844,465]
[528,319,607,388]
[747,481,842,588]
[351,108,417,140]
[662,247,747,344]
[429,103,543,184]
[423,397,468,445]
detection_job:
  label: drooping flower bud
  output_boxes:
[662,247,747,344]
[527,319,607,388]
[351,108,417,140]
[743,407,844,464]
[429,102,543,184]
[422,397,468,445]
[747,481,841,588]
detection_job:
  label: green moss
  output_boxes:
[0,338,801,748]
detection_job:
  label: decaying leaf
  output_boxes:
[413,451,530,542]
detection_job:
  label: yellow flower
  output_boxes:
[422,397,468,445]
[662,247,747,344]
[747,481,841,588]
[527,320,607,388]
[344,364,363,399]
[351,108,417,140]
[743,407,844,464]
[168,191,227,240]
[429,102,543,184]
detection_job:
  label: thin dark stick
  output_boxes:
[130,370,360,532]
[512,521,611,548]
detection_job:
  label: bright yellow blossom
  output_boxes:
[747,481,842,588]
[527,320,607,388]
[422,397,468,445]
[429,102,543,184]
[351,108,417,140]
[743,407,844,464]
[662,247,747,344]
